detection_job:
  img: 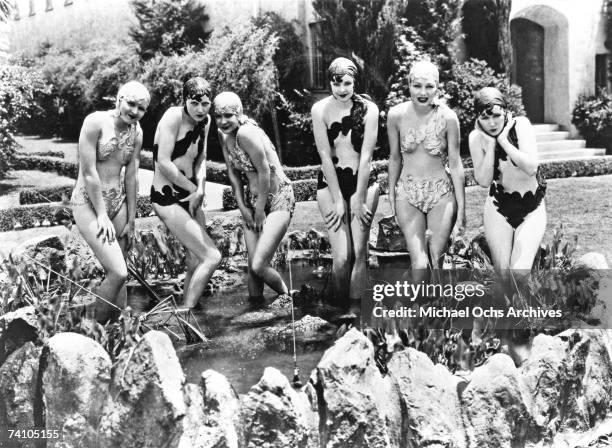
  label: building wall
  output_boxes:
[510,0,607,131]
[9,0,134,56]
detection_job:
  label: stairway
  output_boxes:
[534,124,606,161]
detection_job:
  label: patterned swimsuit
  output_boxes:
[226,122,295,217]
[70,113,137,219]
[150,116,208,212]
[395,104,454,213]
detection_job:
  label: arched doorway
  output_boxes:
[510,6,569,128]
[511,18,544,122]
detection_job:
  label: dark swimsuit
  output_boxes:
[150,116,208,212]
[489,123,546,229]
[316,106,377,202]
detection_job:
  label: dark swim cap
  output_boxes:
[327,57,358,83]
[474,87,507,115]
[183,77,211,103]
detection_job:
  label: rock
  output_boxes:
[241,367,319,447]
[388,347,467,448]
[178,383,205,448]
[196,369,243,448]
[574,252,609,270]
[519,334,569,433]
[310,328,403,447]
[43,332,111,447]
[231,310,277,326]
[264,315,334,349]
[10,235,66,275]
[461,354,530,448]
[0,306,38,364]
[0,342,42,440]
[98,330,185,448]
[206,215,244,257]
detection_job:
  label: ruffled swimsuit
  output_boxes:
[150,117,208,212]
[395,104,454,213]
[227,123,295,217]
[316,111,377,202]
[489,123,546,228]
[70,114,137,219]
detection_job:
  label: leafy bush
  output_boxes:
[19,185,74,205]
[444,59,525,152]
[129,0,211,60]
[0,64,50,178]
[26,151,64,158]
[572,89,612,152]
[12,154,78,178]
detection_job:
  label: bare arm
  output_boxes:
[468,130,496,187]
[354,101,379,202]
[387,106,402,215]
[155,109,198,193]
[445,110,465,228]
[219,130,248,211]
[312,101,343,203]
[498,116,538,176]
[193,116,211,195]
[79,113,107,217]
[124,125,142,223]
[236,126,270,214]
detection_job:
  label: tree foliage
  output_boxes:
[129,0,211,59]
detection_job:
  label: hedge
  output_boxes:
[19,185,75,205]
[12,155,78,178]
[26,151,65,158]
[0,195,154,232]
[221,156,612,210]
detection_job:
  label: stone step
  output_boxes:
[533,123,560,133]
[537,147,606,160]
[535,131,571,142]
[537,139,586,152]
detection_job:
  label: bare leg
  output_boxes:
[349,184,380,299]
[243,227,265,299]
[153,204,221,308]
[395,198,428,284]
[249,210,292,295]
[317,187,351,300]
[183,250,198,302]
[427,194,457,268]
[483,196,515,278]
[72,204,128,323]
[510,200,546,289]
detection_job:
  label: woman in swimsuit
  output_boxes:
[387,61,465,279]
[312,57,380,304]
[150,77,222,309]
[214,91,295,302]
[469,87,546,278]
[71,81,150,322]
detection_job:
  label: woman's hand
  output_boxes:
[325,199,346,232]
[180,191,205,217]
[96,214,115,244]
[240,206,256,230]
[119,219,136,249]
[497,113,515,145]
[350,195,373,228]
[253,208,266,232]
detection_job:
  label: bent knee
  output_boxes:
[250,257,269,277]
[107,264,128,284]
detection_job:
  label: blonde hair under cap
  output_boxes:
[213,91,244,117]
[117,81,150,105]
[408,60,440,84]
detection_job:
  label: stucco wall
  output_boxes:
[9,0,134,55]
[510,0,607,132]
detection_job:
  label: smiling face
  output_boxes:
[409,74,438,107]
[214,111,240,134]
[330,74,355,103]
[117,95,149,124]
[477,105,506,137]
[185,96,211,122]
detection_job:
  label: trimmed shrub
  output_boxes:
[19,185,74,205]
[572,89,612,153]
[26,151,65,158]
[12,155,78,178]
[222,179,318,210]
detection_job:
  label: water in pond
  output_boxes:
[128,259,346,394]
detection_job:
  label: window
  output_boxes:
[29,0,35,16]
[310,22,326,90]
[595,54,609,91]
[46,0,53,11]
